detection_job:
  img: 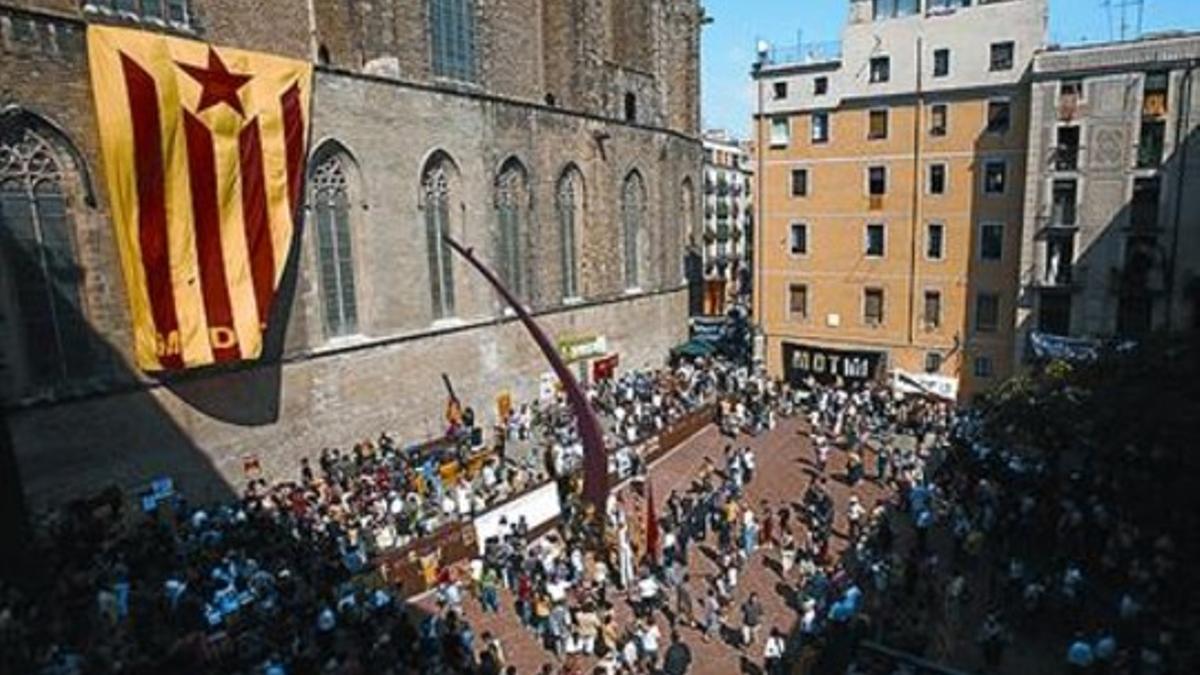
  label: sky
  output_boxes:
[701,0,1200,136]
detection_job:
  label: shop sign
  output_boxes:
[782,342,885,382]
[557,334,608,363]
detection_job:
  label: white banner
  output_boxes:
[892,370,959,401]
[472,481,562,554]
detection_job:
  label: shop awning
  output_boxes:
[672,339,718,358]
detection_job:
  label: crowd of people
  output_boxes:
[0,357,776,675]
[418,372,960,675]
[1,347,1188,675]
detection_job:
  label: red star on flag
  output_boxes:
[177,47,252,116]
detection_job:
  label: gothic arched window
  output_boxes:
[680,177,696,281]
[423,155,457,319]
[494,159,528,300]
[622,170,646,289]
[310,149,358,338]
[556,166,583,300]
[0,126,91,393]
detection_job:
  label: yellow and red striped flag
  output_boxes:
[88,25,312,371]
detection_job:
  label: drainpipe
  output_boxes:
[907,38,924,348]
[1164,60,1195,331]
[754,59,766,363]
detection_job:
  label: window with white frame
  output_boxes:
[990,41,1015,71]
[864,287,885,326]
[788,283,808,320]
[789,222,808,255]
[769,117,790,147]
[790,168,808,197]
[811,111,830,143]
[869,56,891,83]
[868,109,889,140]
[865,223,886,257]
[928,163,947,195]
[983,159,1007,194]
[868,166,887,195]
[924,290,942,329]
[926,222,945,260]
[930,103,948,137]
[933,48,950,77]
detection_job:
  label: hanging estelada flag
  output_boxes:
[87,25,312,371]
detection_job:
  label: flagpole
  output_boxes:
[441,236,610,524]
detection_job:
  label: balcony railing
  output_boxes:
[758,40,842,68]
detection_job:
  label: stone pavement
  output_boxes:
[411,414,897,674]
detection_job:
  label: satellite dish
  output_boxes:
[756,40,770,57]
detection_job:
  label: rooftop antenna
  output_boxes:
[1102,0,1145,42]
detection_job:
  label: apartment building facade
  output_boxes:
[698,129,753,316]
[753,0,1046,400]
[1017,34,1200,356]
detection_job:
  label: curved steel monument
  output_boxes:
[442,236,610,515]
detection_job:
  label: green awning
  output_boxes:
[673,339,717,358]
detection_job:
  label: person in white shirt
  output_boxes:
[620,635,639,669]
[616,522,635,590]
[800,598,818,636]
[763,628,786,674]
[638,619,661,670]
[637,573,661,617]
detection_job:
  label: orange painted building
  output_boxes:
[751,0,1046,400]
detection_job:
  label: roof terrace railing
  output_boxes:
[758,40,842,68]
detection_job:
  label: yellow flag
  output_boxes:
[88,25,312,371]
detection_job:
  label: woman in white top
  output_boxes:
[763,628,786,674]
[780,531,797,578]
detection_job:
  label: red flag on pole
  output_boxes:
[645,479,660,564]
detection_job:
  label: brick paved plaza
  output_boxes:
[412,415,892,674]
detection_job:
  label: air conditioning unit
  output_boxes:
[826,313,841,328]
